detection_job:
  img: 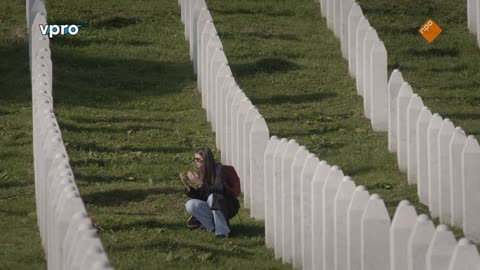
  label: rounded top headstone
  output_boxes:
[436,224,449,232]
[458,238,473,246]
[342,176,353,182]
[356,185,366,191]
[270,135,279,140]
[398,82,413,96]
[370,193,381,200]
[280,138,288,142]
[399,200,411,207]
[417,214,430,222]
[463,136,480,153]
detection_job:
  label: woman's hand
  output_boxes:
[179,172,190,192]
[187,171,202,187]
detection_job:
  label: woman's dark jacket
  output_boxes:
[185,163,240,220]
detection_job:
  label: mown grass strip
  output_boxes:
[0,0,46,268]
[46,0,290,268]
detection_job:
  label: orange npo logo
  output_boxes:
[419,19,442,43]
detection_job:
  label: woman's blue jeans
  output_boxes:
[185,194,230,236]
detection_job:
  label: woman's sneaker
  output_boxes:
[186,216,202,229]
[216,234,229,239]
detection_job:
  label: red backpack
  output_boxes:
[223,165,241,197]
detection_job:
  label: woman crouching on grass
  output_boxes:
[179,147,239,239]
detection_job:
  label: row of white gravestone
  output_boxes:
[320,0,389,131]
[387,68,480,243]
[28,2,112,269]
[317,0,480,244]
[467,0,480,46]
[179,0,270,220]
[264,135,480,270]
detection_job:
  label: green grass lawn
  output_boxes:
[206,0,478,240]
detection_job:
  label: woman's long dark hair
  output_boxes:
[196,147,216,185]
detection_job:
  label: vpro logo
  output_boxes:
[39,24,82,38]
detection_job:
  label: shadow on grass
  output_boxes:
[251,92,337,105]
[230,223,264,238]
[67,140,191,154]
[209,7,295,17]
[82,187,180,206]
[70,115,177,124]
[232,57,301,77]
[57,120,173,134]
[102,219,185,232]
[405,47,460,58]
[50,49,193,109]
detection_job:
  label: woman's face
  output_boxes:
[194,153,203,169]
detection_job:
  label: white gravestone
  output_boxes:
[428,114,443,218]
[449,127,466,227]
[333,0,342,38]
[311,162,332,270]
[213,64,232,132]
[249,116,269,220]
[448,238,480,270]
[361,194,390,270]
[264,136,281,248]
[224,88,242,165]
[462,136,480,242]
[197,21,214,92]
[291,146,309,268]
[347,186,370,270]
[397,82,414,173]
[426,225,456,270]
[362,27,379,118]
[355,17,371,96]
[300,155,322,270]
[202,35,220,108]
[334,176,356,270]
[390,200,417,270]
[193,9,210,75]
[227,91,245,166]
[189,1,206,62]
[477,1,480,47]
[211,63,230,130]
[407,94,424,184]
[235,98,252,178]
[281,140,300,263]
[407,214,435,270]
[348,4,364,78]
[243,107,259,208]
[206,48,225,121]
[438,119,455,224]
[416,107,433,205]
[323,166,345,270]
[341,0,355,59]
[468,0,477,34]
[321,0,327,18]
[273,138,290,259]
[216,75,235,150]
[197,18,213,86]
[202,33,220,101]
[327,0,335,30]
[370,40,388,132]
